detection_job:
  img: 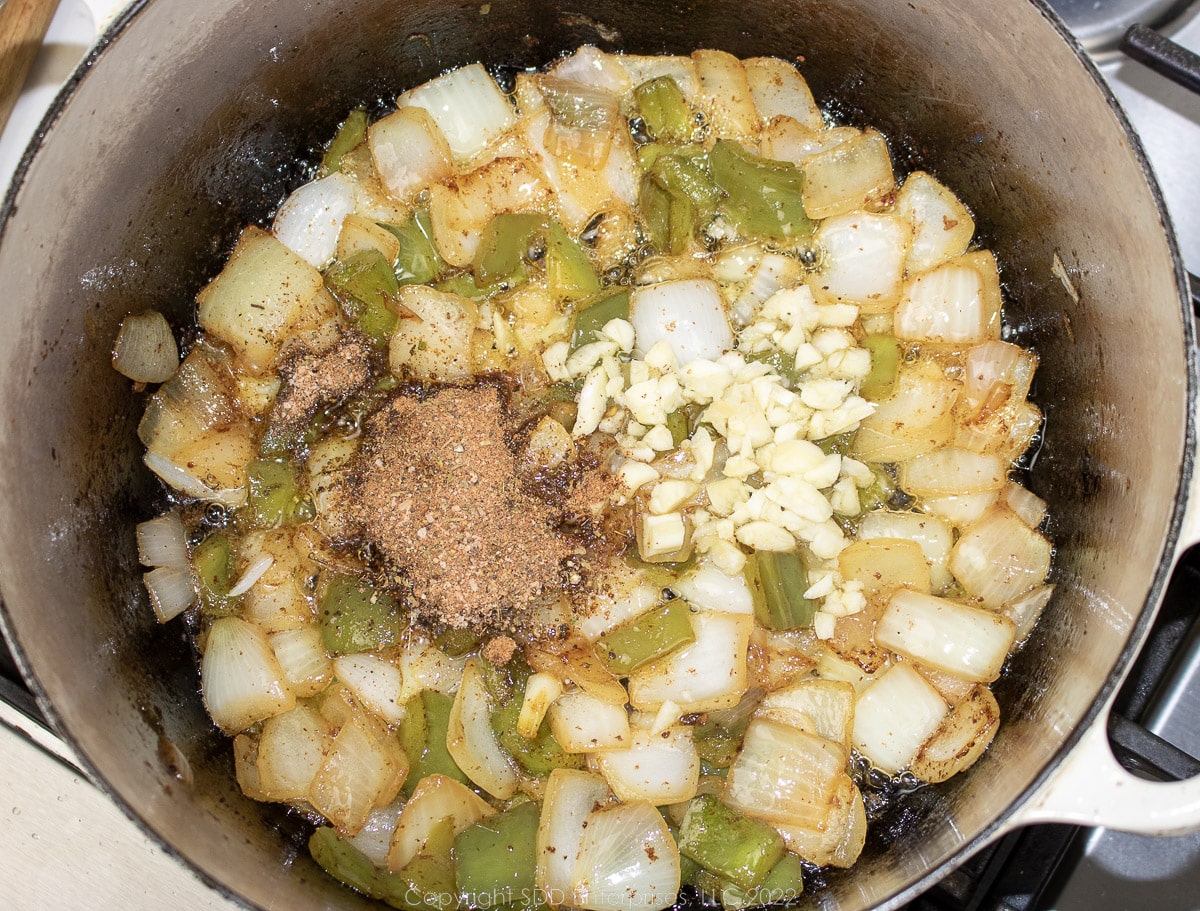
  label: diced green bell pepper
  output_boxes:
[454,801,540,907]
[319,573,403,655]
[710,139,812,239]
[325,249,401,346]
[665,407,690,448]
[745,551,816,630]
[400,690,470,794]
[474,213,548,287]
[486,659,583,777]
[639,151,720,254]
[678,794,785,891]
[247,458,309,528]
[310,823,460,911]
[703,852,804,910]
[594,599,697,675]
[321,109,368,175]
[633,77,694,144]
[384,210,444,286]
[545,221,601,302]
[816,430,857,455]
[860,334,902,401]
[745,349,799,385]
[309,826,381,899]
[437,270,513,302]
[569,289,630,352]
[435,626,483,658]
[194,532,239,618]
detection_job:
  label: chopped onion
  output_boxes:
[539,75,621,168]
[858,510,954,593]
[446,659,519,799]
[240,531,314,634]
[112,311,179,384]
[550,46,632,93]
[227,554,274,598]
[630,279,733,366]
[346,799,405,869]
[851,663,947,773]
[233,733,268,802]
[399,63,517,161]
[812,212,911,311]
[577,562,663,641]
[309,712,408,834]
[949,505,1053,608]
[518,672,564,739]
[899,447,1007,498]
[399,632,470,700]
[369,106,454,201]
[875,589,1016,682]
[758,678,856,746]
[136,512,189,569]
[144,449,247,508]
[724,717,845,829]
[761,121,856,168]
[673,562,755,615]
[548,688,632,753]
[1004,583,1055,643]
[272,172,356,269]
[837,538,931,597]
[731,252,804,326]
[268,627,332,698]
[256,704,331,801]
[691,49,759,139]
[744,56,823,131]
[627,610,752,713]
[137,344,236,457]
[894,171,975,274]
[852,365,959,463]
[144,564,197,623]
[775,775,865,868]
[595,726,699,804]
[334,654,406,725]
[390,285,479,382]
[1002,481,1048,529]
[802,128,895,219]
[537,769,612,903]
[909,685,1000,783]
[387,774,494,872]
[570,802,680,911]
[961,341,1036,412]
[201,616,296,734]
[920,489,999,529]
[894,251,1002,345]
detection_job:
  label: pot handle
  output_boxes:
[1010,686,1200,835]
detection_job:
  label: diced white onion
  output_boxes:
[899,447,1007,498]
[731,252,804,326]
[673,562,754,615]
[548,689,632,753]
[227,554,275,598]
[691,49,758,139]
[1002,481,1048,529]
[837,537,931,597]
[112,311,179,384]
[144,564,197,623]
[744,57,824,131]
[724,717,846,829]
[144,449,247,507]
[802,128,895,219]
[537,769,612,903]
[961,340,1037,409]
[577,562,663,641]
[630,280,733,366]
[387,774,494,872]
[550,46,632,93]
[334,654,407,725]
[1004,583,1055,643]
[921,490,999,529]
[369,106,454,201]
[852,366,959,463]
[894,171,975,274]
[858,510,954,593]
[400,63,517,161]
[518,672,564,739]
[627,611,752,713]
[136,512,189,568]
[908,685,1000,784]
[201,616,296,734]
[813,212,911,311]
[571,802,681,911]
[950,506,1053,608]
[390,285,478,382]
[775,775,865,868]
[875,589,1017,682]
[256,704,330,801]
[272,172,357,269]
[346,800,404,869]
[268,627,332,698]
[309,713,407,834]
[758,678,856,746]
[894,251,1002,345]
[595,726,699,804]
[399,633,470,700]
[851,663,947,774]
[446,659,519,799]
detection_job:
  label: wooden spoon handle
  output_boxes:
[0,0,62,135]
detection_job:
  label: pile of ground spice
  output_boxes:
[340,384,606,631]
[269,335,372,436]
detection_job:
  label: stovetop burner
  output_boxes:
[1047,0,1193,54]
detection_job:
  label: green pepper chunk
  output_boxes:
[745,551,816,630]
[247,458,307,528]
[437,270,515,302]
[320,108,368,175]
[860,334,902,401]
[545,221,601,302]
[309,826,382,899]
[325,249,401,346]
[569,289,630,352]
[194,532,238,617]
[486,659,583,777]
[400,690,470,794]
[817,430,857,455]
[710,139,812,239]
[474,213,549,286]
[702,853,804,910]
[384,210,444,286]
[435,626,483,658]
[639,151,720,254]
[678,794,785,891]
[665,408,690,448]
[633,76,694,143]
[454,802,540,908]
[745,349,799,385]
[318,573,403,655]
[595,599,697,675]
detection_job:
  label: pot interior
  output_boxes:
[0,0,1191,908]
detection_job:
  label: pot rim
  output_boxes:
[0,1,1194,909]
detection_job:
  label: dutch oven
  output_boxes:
[1,0,1198,908]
